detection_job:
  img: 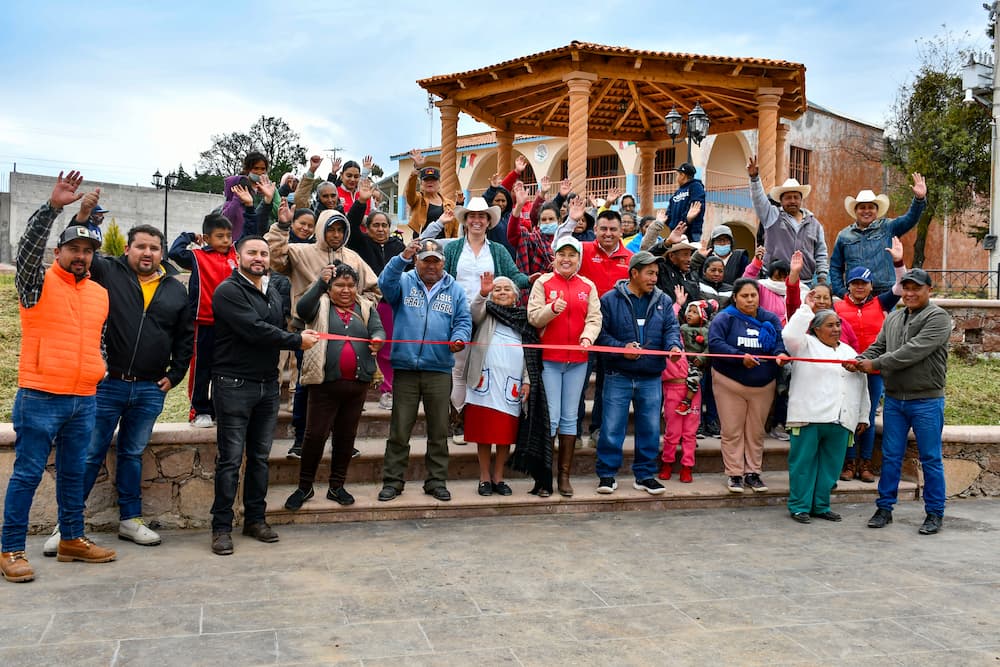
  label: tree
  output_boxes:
[196,116,307,182]
[885,32,991,266]
[174,163,225,194]
[102,218,126,257]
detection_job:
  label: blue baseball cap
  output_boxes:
[847,267,873,284]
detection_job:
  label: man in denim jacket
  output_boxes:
[830,174,926,297]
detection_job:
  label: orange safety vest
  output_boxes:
[19,263,109,396]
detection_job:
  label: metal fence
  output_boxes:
[924,267,1000,299]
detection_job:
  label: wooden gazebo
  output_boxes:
[418,41,806,213]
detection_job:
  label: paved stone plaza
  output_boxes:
[2,499,999,666]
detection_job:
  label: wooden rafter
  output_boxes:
[611,100,635,132]
[540,95,566,126]
[627,80,650,132]
[588,78,617,115]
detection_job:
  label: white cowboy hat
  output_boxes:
[454,196,501,229]
[665,235,700,255]
[769,178,811,201]
[844,190,890,220]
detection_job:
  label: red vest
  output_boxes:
[19,263,108,395]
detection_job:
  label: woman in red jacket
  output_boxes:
[527,236,603,496]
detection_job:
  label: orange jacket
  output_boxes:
[19,263,108,395]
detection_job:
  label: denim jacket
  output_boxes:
[830,197,925,297]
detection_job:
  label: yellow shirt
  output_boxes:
[139,269,164,309]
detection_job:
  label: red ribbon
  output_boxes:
[316,333,846,364]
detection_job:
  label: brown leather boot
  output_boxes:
[557,434,576,497]
[56,537,116,563]
[839,459,856,482]
[1,551,34,583]
[859,459,876,483]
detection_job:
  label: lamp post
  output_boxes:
[664,102,711,163]
[152,169,179,240]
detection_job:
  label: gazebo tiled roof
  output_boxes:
[418,41,806,141]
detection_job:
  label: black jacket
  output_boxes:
[346,199,405,275]
[649,249,701,305]
[89,255,194,387]
[212,270,303,382]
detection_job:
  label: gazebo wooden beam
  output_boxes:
[588,78,617,115]
[627,80,651,132]
[540,95,566,126]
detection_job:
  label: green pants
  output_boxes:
[383,370,451,492]
[787,423,851,515]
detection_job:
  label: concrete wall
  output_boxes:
[5,172,224,262]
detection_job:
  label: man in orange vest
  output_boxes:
[1,171,118,584]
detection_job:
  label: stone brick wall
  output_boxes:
[935,298,1000,357]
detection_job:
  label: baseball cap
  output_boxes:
[416,238,444,261]
[92,204,109,214]
[419,167,441,181]
[628,250,664,271]
[846,267,873,284]
[677,162,697,177]
[57,225,101,249]
[900,268,932,287]
[552,235,582,254]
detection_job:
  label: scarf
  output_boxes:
[486,301,552,492]
[723,304,779,354]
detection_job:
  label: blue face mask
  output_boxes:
[248,173,262,184]
[714,243,731,257]
[540,222,559,236]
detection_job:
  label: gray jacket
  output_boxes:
[750,176,829,283]
[859,303,951,400]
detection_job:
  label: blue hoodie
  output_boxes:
[597,280,682,378]
[708,305,787,387]
[378,254,472,373]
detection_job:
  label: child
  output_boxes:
[676,299,715,416]
[660,298,715,483]
[168,214,238,427]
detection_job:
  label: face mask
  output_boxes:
[540,222,558,236]
[248,173,262,184]
[714,243,731,257]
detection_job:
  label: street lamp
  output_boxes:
[664,102,711,162]
[152,169,179,240]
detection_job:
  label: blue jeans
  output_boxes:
[541,361,589,436]
[847,373,882,460]
[210,376,280,532]
[2,389,95,552]
[83,378,166,520]
[877,396,946,516]
[596,373,663,481]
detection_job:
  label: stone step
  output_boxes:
[265,436,794,486]
[263,473,911,525]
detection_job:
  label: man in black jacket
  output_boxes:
[209,236,318,555]
[62,193,194,553]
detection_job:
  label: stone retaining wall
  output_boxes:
[935,298,1000,357]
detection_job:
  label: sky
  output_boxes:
[0,0,992,186]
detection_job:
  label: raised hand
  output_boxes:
[308,155,323,174]
[438,209,456,228]
[409,149,426,167]
[686,200,702,222]
[453,190,465,205]
[76,187,101,220]
[552,292,567,314]
[747,155,759,178]
[402,238,421,261]
[512,181,529,208]
[605,186,622,205]
[539,176,551,195]
[666,221,687,246]
[887,236,904,263]
[278,198,293,225]
[697,235,710,258]
[911,172,927,200]
[320,264,336,284]
[489,172,502,188]
[655,208,668,224]
[673,285,687,307]
[358,178,374,202]
[362,154,374,171]
[568,196,586,222]
[49,170,85,209]
[558,179,572,197]
[232,183,254,207]
[330,157,342,174]
[755,245,766,261]
[789,249,804,279]
[514,155,528,174]
[258,174,276,202]
[479,271,494,297]
[805,289,816,310]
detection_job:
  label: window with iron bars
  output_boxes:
[790,146,811,184]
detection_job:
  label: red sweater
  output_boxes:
[580,241,632,296]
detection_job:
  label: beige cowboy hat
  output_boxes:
[844,190,890,219]
[665,235,700,255]
[454,196,501,229]
[769,178,811,201]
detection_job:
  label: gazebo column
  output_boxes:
[437,98,460,199]
[496,129,514,176]
[636,141,659,216]
[563,72,598,190]
[775,122,790,182]
[755,87,783,191]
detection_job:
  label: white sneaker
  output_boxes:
[378,392,393,410]
[43,526,60,557]
[118,518,161,546]
[191,414,214,428]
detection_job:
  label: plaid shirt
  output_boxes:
[15,202,61,309]
[510,215,553,276]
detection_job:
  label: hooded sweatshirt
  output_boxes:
[265,210,381,326]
